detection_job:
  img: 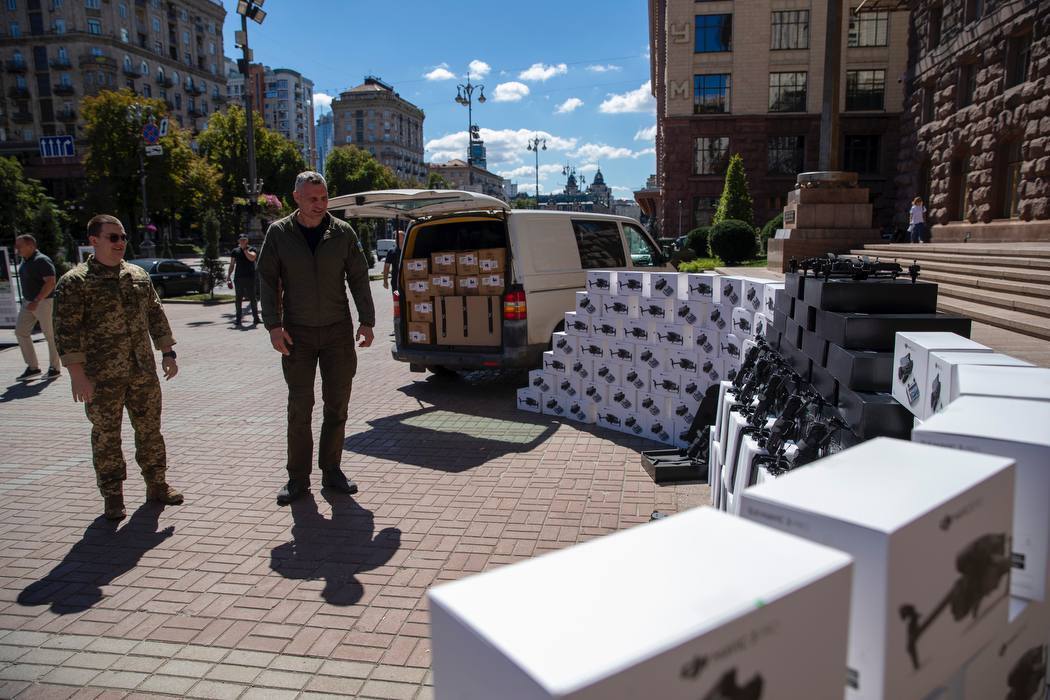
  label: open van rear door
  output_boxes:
[328,189,510,220]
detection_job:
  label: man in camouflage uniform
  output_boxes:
[53,214,184,521]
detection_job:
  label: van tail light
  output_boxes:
[503,289,527,321]
[393,290,400,320]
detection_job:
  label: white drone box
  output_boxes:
[637,297,675,323]
[715,276,743,307]
[636,347,669,373]
[589,318,623,343]
[926,351,1033,417]
[555,376,581,401]
[528,370,554,395]
[653,322,694,349]
[569,357,593,383]
[585,270,617,294]
[693,328,720,357]
[594,406,626,432]
[577,338,608,363]
[959,596,1050,700]
[740,278,769,313]
[673,299,708,327]
[763,283,785,316]
[541,394,567,418]
[622,318,655,345]
[614,271,650,297]
[606,340,638,367]
[685,273,717,302]
[731,306,755,338]
[650,370,684,399]
[740,438,1014,700]
[542,351,570,375]
[620,413,647,438]
[637,392,671,421]
[647,271,684,300]
[705,304,732,332]
[952,364,1050,403]
[516,388,542,414]
[667,348,700,375]
[892,332,991,419]
[642,413,676,445]
[621,366,649,392]
[564,399,597,425]
[429,507,853,700]
[563,311,591,337]
[607,385,637,413]
[592,359,624,387]
[580,381,608,409]
[552,332,579,358]
[600,295,640,320]
[913,396,1050,602]
[575,291,599,317]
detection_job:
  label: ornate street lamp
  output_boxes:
[526,136,546,207]
[454,74,485,186]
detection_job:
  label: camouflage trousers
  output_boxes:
[85,369,167,498]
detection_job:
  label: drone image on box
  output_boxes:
[1007,643,1047,700]
[700,668,764,700]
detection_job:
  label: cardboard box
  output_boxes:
[820,313,973,352]
[593,359,623,386]
[606,339,637,366]
[638,297,674,322]
[602,295,641,320]
[715,276,743,306]
[541,350,569,375]
[699,357,724,385]
[479,274,505,294]
[892,333,991,418]
[741,278,768,313]
[551,332,578,358]
[693,328,719,357]
[952,364,1050,403]
[477,248,506,274]
[731,306,755,337]
[589,318,622,342]
[564,312,590,337]
[805,278,938,314]
[516,387,542,413]
[667,348,700,375]
[528,370,554,394]
[438,296,501,346]
[541,395,567,417]
[585,269,616,293]
[648,272,683,300]
[456,250,479,276]
[622,318,654,344]
[926,351,1034,416]
[594,406,625,431]
[674,299,707,327]
[456,275,480,296]
[684,273,716,301]
[580,381,607,408]
[555,376,581,400]
[430,274,456,297]
[405,278,432,302]
[569,357,593,382]
[827,345,893,393]
[575,291,599,316]
[615,271,649,296]
[431,251,457,275]
[407,322,433,345]
[837,385,913,440]
[637,392,671,420]
[576,338,607,361]
[643,414,676,445]
[763,283,785,316]
[720,332,744,366]
[741,438,1015,700]
[564,399,597,425]
[622,366,649,391]
[651,370,683,398]
[410,299,435,323]
[427,507,852,700]
[636,347,668,372]
[654,322,693,349]
[706,304,731,332]
[620,413,647,437]
[913,396,1050,602]
[960,597,1050,700]
[403,258,429,280]
[608,385,636,412]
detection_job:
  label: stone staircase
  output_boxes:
[849,243,1050,341]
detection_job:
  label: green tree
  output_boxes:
[713,154,754,227]
[760,212,783,255]
[0,157,51,248]
[30,201,70,274]
[200,213,224,298]
[426,172,453,190]
[709,219,758,265]
[510,197,537,209]
[324,145,398,196]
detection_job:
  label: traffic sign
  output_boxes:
[159,118,169,137]
[145,145,164,157]
[142,122,160,144]
[38,135,75,159]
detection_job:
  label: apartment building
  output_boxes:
[896,0,1048,241]
[224,60,316,167]
[330,76,425,184]
[427,159,506,200]
[0,0,226,193]
[315,110,332,171]
[648,0,908,236]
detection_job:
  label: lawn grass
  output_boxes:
[677,257,767,271]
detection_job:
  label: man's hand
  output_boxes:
[382,280,389,289]
[70,370,94,403]
[357,325,374,348]
[270,326,293,355]
[27,300,39,312]
[161,356,178,380]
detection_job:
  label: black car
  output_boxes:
[127,258,211,298]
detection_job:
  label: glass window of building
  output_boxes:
[87,19,101,35]
[118,2,126,17]
[5,0,15,10]
[1006,31,1032,89]
[922,83,935,123]
[693,196,719,227]
[928,5,943,49]
[848,11,889,47]
[999,140,1022,219]
[964,0,982,23]
[771,10,808,50]
[85,0,100,7]
[54,18,65,33]
[120,27,128,42]
[695,14,732,53]
[957,62,977,107]
[694,136,729,175]
[845,69,885,110]
[152,17,160,32]
[769,72,807,112]
[694,73,731,114]
[768,136,805,175]
[843,135,881,173]
[9,22,20,37]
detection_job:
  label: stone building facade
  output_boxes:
[427,159,506,200]
[224,61,316,167]
[648,0,908,238]
[896,0,1049,241]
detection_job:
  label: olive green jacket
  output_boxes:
[53,256,176,381]
[257,211,376,330]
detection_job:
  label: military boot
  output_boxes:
[104,494,126,521]
[146,483,184,505]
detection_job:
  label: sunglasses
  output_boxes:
[98,233,128,243]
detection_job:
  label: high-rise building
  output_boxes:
[0,0,227,197]
[648,0,908,237]
[224,61,316,166]
[315,111,333,172]
[330,76,425,183]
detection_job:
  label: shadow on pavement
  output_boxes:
[0,379,55,403]
[16,504,174,614]
[270,491,401,606]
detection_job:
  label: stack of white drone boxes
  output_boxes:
[516,270,777,447]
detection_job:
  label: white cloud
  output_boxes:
[571,143,636,160]
[599,81,656,114]
[313,92,333,114]
[578,163,599,174]
[424,63,456,81]
[586,64,621,73]
[426,128,577,169]
[519,62,568,82]
[634,124,657,141]
[555,97,584,114]
[492,81,530,102]
[469,59,491,79]
[611,185,635,194]
[498,163,564,180]
[635,147,656,157]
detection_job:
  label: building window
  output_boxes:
[120,27,128,42]
[53,18,65,33]
[964,0,982,23]
[90,46,101,56]
[1006,31,1032,89]
[572,219,626,269]
[85,0,99,7]
[143,84,151,97]
[771,10,808,50]
[58,46,67,62]
[998,140,1023,219]
[693,197,719,227]
[87,18,101,34]
[151,17,160,32]
[958,62,977,107]
[949,154,972,220]
[845,69,885,110]
[5,0,15,10]
[768,136,805,175]
[843,135,880,174]
[848,10,889,47]
[769,72,807,112]
[9,22,19,37]
[695,14,732,53]
[118,2,126,17]
[694,73,730,114]
[694,136,729,175]
[922,83,935,123]
[928,4,943,50]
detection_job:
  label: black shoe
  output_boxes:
[16,367,41,382]
[276,480,309,505]
[46,367,61,379]
[252,317,262,325]
[321,469,358,495]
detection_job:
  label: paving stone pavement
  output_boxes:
[0,279,707,699]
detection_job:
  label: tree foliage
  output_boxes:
[760,213,783,254]
[426,172,453,190]
[685,226,711,258]
[713,154,754,227]
[510,197,537,209]
[200,213,224,298]
[324,145,398,196]
[709,219,758,265]
[30,202,71,274]
[0,157,52,249]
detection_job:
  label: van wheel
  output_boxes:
[427,365,458,378]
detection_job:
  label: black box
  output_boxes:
[765,328,782,351]
[785,272,806,300]
[815,312,972,351]
[801,330,829,366]
[825,344,893,392]
[773,309,788,333]
[793,300,817,331]
[774,289,793,317]
[804,279,939,314]
[836,385,913,440]
[779,340,812,382]
[784,318,803,349]
[640,451,708,484]
[810,361,839,404]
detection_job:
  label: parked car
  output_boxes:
[328,189,672,374]
[376,238,398,260]
[127,258,211,298]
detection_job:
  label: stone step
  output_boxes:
[863,243,1050,260]
[936,283,1050,318]
[851,248,1050,271]
[847,254,1050,298]
[936,297,1050,342]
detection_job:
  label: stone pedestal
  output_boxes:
[767,171,883,272]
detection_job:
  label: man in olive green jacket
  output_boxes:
[257,171,375,505]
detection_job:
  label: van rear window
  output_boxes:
[410,219,506,259]
[572,219,626,269]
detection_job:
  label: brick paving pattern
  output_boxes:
[0,280,707,698]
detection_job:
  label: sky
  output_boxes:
[222,0,656,198]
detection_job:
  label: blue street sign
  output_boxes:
[142,122,160,144]
[38,135,75,159]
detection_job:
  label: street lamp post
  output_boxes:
[235,0,266,239]
[526,136,546,208]
[126,103,154,255]
[454,74,485,187]
[678,199,683,237]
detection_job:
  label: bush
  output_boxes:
[172,242,203,256]
[677,259,716,273]
[709,219,758,265]
[685,226,710,258]
[713,154,754,227]
[760,213,783,254]
[670,246,697,268]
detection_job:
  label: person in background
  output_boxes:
[382,229,406,293]
[909,197,928,244]
[227,233,260,326]
[13,234,61,381]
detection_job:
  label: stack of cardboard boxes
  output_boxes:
[404,248,507,346]
[517,269,783,448]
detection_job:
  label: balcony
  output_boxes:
[5,60,28,73]
[8,86,29,98]
[187,108,203,118]
[186,83,204,95]
[160,76,174,87]
[57,109,76,121]
[123,65,141,77]
[53,83,75,96]
[79,54,116,69]
[49,57,72,69]
[12,112,33,124]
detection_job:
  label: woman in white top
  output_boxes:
[909,196,927,243]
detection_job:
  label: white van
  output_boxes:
[375,238,397,259]
[329,189,671,373]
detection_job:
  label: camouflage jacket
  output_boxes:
[53,256,176,381]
